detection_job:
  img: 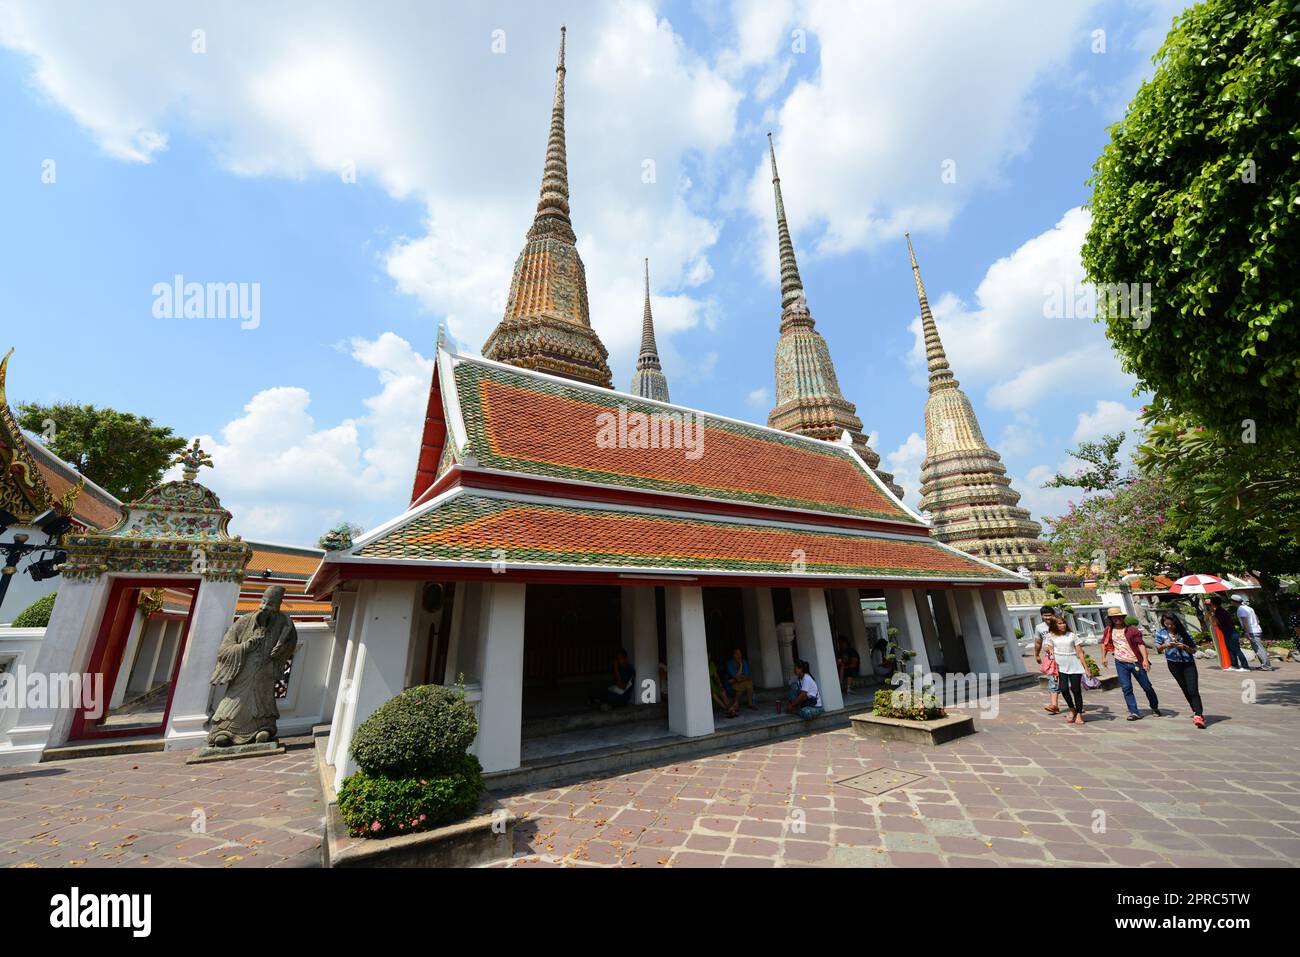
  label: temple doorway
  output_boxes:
[69,577,199,741]
[521,583,621,719]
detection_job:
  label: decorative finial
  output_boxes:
[529,26,573,237]
[905,234,956,392]
[175,438,213,482]
[766,134,806,313]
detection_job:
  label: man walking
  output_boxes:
[1102,607,1161,720]
[1210,595,1251,671]
[1232,594,1274,671]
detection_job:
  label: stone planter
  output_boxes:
[325,799,514,868]
[849,711,976,746]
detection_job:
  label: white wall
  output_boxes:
[0,626,47,747]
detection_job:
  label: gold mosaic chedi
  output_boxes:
[482,27,613,389]
[907,235,1078,587]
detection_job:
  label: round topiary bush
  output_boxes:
[12,592,56,628]
[338,753,484,838]
[349,684,478,778]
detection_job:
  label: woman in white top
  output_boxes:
[1041,616,1090,724]
[784,659,823,719]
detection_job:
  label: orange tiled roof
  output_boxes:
[356,491,1016,582]
[453,358,913,523]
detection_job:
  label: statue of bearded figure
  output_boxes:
[207,585,298,747]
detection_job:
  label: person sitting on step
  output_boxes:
[783,659,823,719]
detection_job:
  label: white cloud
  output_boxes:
[174,333,432,543]
[905,207,1135,412]
[885,431,927,507]
[746,386,770,407]
[1073,399,1139,443]
[0,0,739,382]
[744,0,1102,281]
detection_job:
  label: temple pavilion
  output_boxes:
[306,28,1028,783]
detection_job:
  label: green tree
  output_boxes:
[1081,0,1300,439]
[17,403,187,502]
[1043,431,1128,493]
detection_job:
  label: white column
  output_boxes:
[791,588,843,712]
[628,586,659,704]
[440,580,468,685]
[153,619,183,686]
[742,587,783,688]
[474,582,527,773]
[321,589,357,727]
[164,578,243,750]
[954,589,998,678]
[884,588,932,675]
[326,584,368,766]
[982,590,1025,675]
[332,580,418,784]
[129,619,164,694]
[839,590,871,673]
[664,586,714,737]
[912,589,946,670]
[109,611,148,709]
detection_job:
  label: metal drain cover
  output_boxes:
[836,767,925,795]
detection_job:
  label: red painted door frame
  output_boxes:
[68,576,202,741]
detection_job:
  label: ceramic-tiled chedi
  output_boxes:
[629,258,670,402]
[482,27,613,389]
[763,136,904,500]
[907,234,1079,588]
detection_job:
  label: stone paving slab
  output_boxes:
[2,665,1298,868]
[497,662,1300,868]
[0,738,323,868]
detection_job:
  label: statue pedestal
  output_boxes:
[186,740,285,764]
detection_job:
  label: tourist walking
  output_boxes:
[1041,617,1088,724]
[1232,594,1274,671]
[1209,595,1250,671]
[1032,606,1063,714]
[1102,607,1161,720]
[1154,612,1206,728]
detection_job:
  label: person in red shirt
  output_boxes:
[1102,607,1161,720]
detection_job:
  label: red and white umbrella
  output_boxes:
[1167,574,1230,594]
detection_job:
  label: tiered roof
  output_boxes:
[309,346,1025,596]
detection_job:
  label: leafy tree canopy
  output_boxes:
[17,403,187,502]
[1082,0,1300,438]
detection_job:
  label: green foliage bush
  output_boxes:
[11,592,56,628]
[872,687,945,722]
[349,684,478,778]
[338,753,483,838]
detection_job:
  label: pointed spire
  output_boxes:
[905,233,957,392]
[630,258,670,401]
[767,132,805,312]
[530,26,573,241]
[639,258,659,358]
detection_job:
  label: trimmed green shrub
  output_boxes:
[12,592,56,628]
[338,753,483,838]
[872,687,945,722]
[349,684,477,778]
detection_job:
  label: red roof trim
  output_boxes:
[409,360,448,506]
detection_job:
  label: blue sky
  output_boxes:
[0,0,1188,544]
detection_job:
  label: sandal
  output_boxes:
[1126,713,1141,721]
[1044,705,1061,714]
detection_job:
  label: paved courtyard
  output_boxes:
[0,662,1297,868]
[0,740,323,867]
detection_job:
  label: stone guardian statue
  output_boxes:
[207,585,298,747]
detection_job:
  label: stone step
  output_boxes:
[41,736,166,762]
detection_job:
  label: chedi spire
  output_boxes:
[629,258,670,402]
[482,27,613,388]
[764,134,903,499]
